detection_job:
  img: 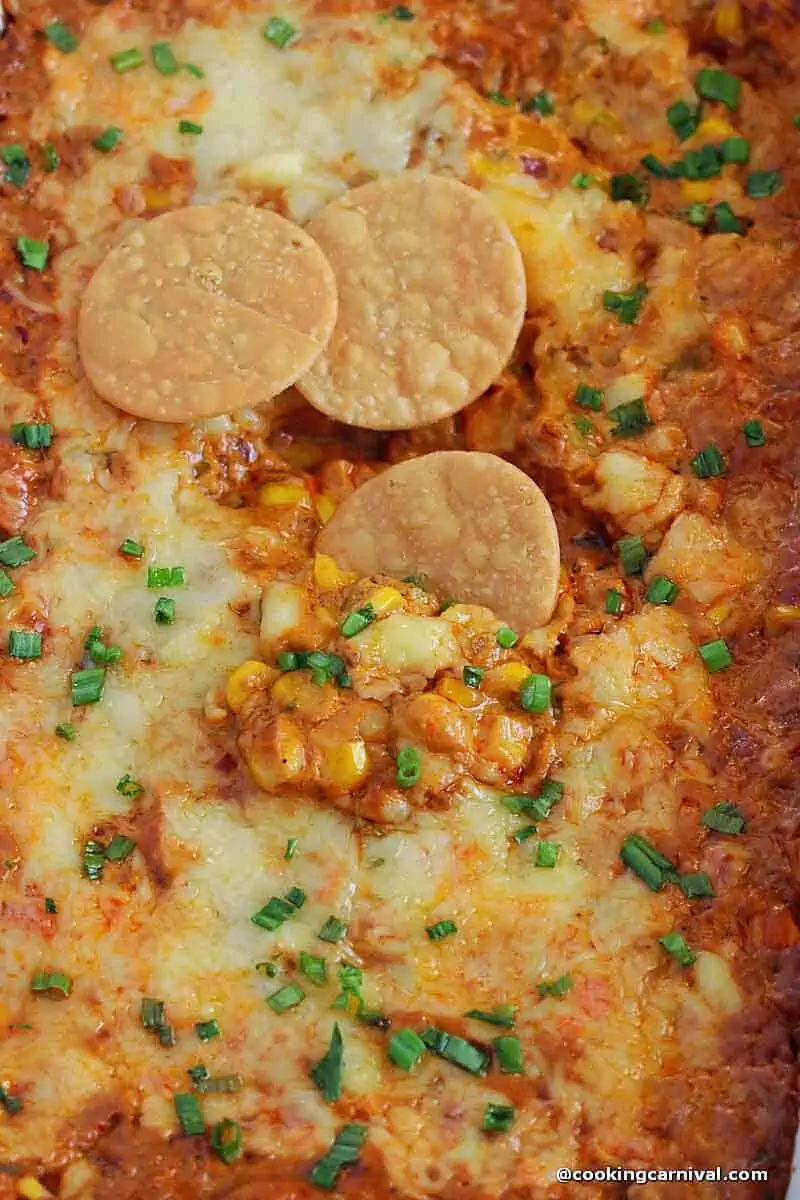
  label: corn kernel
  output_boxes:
[696,116,735,139]
[714,1,742,37]
[18,1180,53,1200]
[437,677,483,709]
[483,661,531,700]
[481,713,533,772]
[681,180,713,203]
[765,605,800,636]
[142,187,172,211]
[226,660,274,713]
[366,586,404,617]
[314,493,336,524]
[313,553,355,591]
[259,482,311,508]
[316,738,369,792]
[707,601,731,626]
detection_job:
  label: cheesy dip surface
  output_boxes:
[1,1,799,1198]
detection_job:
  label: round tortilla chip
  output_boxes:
[78,203,338,423]
[297,175,526,431]
[318,451,560,631]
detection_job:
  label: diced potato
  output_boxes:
[647,512,761,605]
[479,713,533,772]
[352,614,459,679]
[692,951,741,1015]
[587,450,685,535]
[259,581,305,654]
[243,715,306,791]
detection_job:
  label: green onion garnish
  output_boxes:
[426,919,457,941]
[690,443,725,478]
[332,962,364,1014]
[0,1088,22,1115]
[71,667,105,706]
[119,538,144,558]
[483,1103,515,1133]
[105,834,135,862]
[396,745,421,789]
[284,836,298,861]
[570,171,595,189]
[620,833,677,891]
[666,99,702,141]
[267,982,305,1013]
[695,67,741,109]
[116,773,143,798]
[211,1118,242,1165]
[680,144,722,181]
[256,960,278,977]
[82,839,106,881]
[178,120,203,135]
[537,974,573,998]
[519,673,551,713]
[195,1018,220,1042]
[310,1123,368,1191]
[720,136,749,163]
[0,536,35,567]
[495,625,518,648]
[154,597,176,625]
[702,801,746,834]
[17,236,49,270]
[44,21,78,53]
[659,931,696,967]
[522,90,554,116]
[44,897,57,914]
[174,1092,204,1136]
[110,48,144,73]
[602,282,648,325]
[710,201,746,234]
[387,1027,426,1071]
[141,997,165,1029]
[286,886,305,909]
[512,824,536,844]
[11,422,53,449]
[0,570,12,598]
[251,896,296,931]
[310,1022,343,1102]
[645,575,679,605]
[147,565,186,587]
[742,419,765,447]
[679,871,715,899]
[646,17,666,33]
[8,630,42,660]
[421,1028,489,1075]
[492,1034,524,1073]
[151,42,179,74]
[2,143,30,188]
[93,127,123,153]
[264,17,298,48]
[535,840,560,868]
[465,1004,516,1028]
[299,951,327,985]
[605,588,623,615]
[195,1073,242,1094]
[318,915,347,943]
[747,169,783,198]
[340,604,376,638]
[618,534,647,575]
[698,638,732,673]
[609,397,652,437]
[640,153,677,178]
[574,383,603,411]
[183,62,205,78]
[392,4,415,18]
[42,143,59,172]
[486,91,512,107]
[462,665,484,687]
[31,969,72,996]
[610,173,649,206]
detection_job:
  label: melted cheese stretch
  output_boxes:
[0,0,761,1195]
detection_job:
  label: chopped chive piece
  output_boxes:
[154,597,176,625]
[110,48,144,72]
[720,136,750,164]
[299,951,327,985]
[332,962,365,1014]
[618,534,647,575]
[679,871,715,899]
[666,99,702,141]
[17,236,49,271]
[178,120,203,135]
[537,974,573,998]
[147,565,186,587]
[483,1102,515,1133]
[686,202,708,227]
[605,587,623,615]
[11,422,53,449]
[620,833,677,891]
[486,91,512,107]
[396,745,421,789]
[256,960,278,977]
[159,1023,177,1047]
[512,824,536,844]
[211,1117,242,1165]
[141,998,165,1030]
[196,1073,243,1093]
[680,144,722,180]
[194,1018,220,1042]
[743,419,765,447]
[82,839,106,881]
[610,173,649,206]
[464,1004,516,1028]
[795,115,800,129]
[519,673,551,713]
[264,16,298,48]
[645,575,679,605]
[267,982,305,1014]
[183,62,205,78]
[609,397,652,437]
[310,1022,343,1102]
[640,153,675,178]
[495,625,518,648]
[522,90,554,116]
[698,638,732,673]
[574,382,603,411]
[44,897,57,914]
[702,801,746,834]
[174,1092,204,1135]
[285,886,305,909]
[570,171,595,189]
[696,67,741,110]
[188,1064,208,1085]
[44,21,79,53]
[318,916,347,943]
[284,836,298,861]
[659,931,696,966]
[277,650,298,671]
[151,41,179,74]
[42,143,59,172]
[426,919,457,941]
[535,840,560,868]
[602,282,648,325]
[105,834,135,862]
[0,536,35,567]
[0,569,12,598]
[747,169,782,198]
[8,630,41,660]
[421,1028,489,1075]
[340,604,376,638]
[93,127,123,153]
[119,538,144,558]
[0,1088,22,1115]
[573,413,594,437]
[462,665,484,687]
[251,896,295,931]
[493,1034,524,1073]
[116,773,144,798]
[388,1027,426,1071]
[393,4,415,17]
[71,667,105,706]
[310,1123,368,1190]
[2,143,30,188]
[646,17,666,33]
[710,201,747,235]
[31,969,72,996]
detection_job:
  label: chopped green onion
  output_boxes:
[462,665,484,687]
[486,91,512,107]
[679,871,715,899]
[267,982,305,1013]
[742,419,765,447]
[522,90,554,116]
[210,1118,242,1165]
[2,143,30,188]
[702,801,746,835]
[602,282,648,325]
[82,839,106,881]
[605,588,623,615]
[256,960,278,977]
[495,625,518,649]
[492,1034,524,1074]
[483,1102,515,1133]
[666,99,702,141]
[17,236,49,271]
[154,597,176,625]
[684,202,708,228]
[618,534,647,575]
[299,951,328,985]
[696,68,741,110]
[0,569,13,598]
[188,1064,208,1085]
[93,127,123,153]
[0,536,35,567]
[251,896,296,931]
[698,638,733,673]
[710,201,746,235]
[119,538,144,558]
[178,120,203,135]
[105,834,135,862]
[573,414,594,437]
[659,931,696,967]
[195,1018,220,1042]
[609,397,652,437]
[464,1004,516,1028]
[110,48,144,73]
[426,919,457,941]
[183,62,205,78]
[537,974,573,998]
[332,962,364,1013]
[512,824,536,844]
[795,115,800,129]
[691,443,726,478]
[310,1022,343,1102]
[392,4,415,17]
[174,1092,204,1136]
[44,21,79,53]
[680,144,722,180]
[387,1027,427,1071]
[640,153,678,178]
[340,604,376,638]
[44,897,57,914]
[519,673,551,713]
[646,17,666,33]
[159,1023,177,1047]
[285,886,305,909]
[570,171,595,189]
[147,565,186,587]
[195,1073,243,1093]
[645,575,679,605]
[318,915,347,943]
[421,1028,489,1075]
[610,173,648,206]
[151,42,179,74]
[620,833,677,891]
[8,630,41,660]
[0,1087,23,1115]
[574,383,604,411]
[396,745,421,789]
[71,667,105,706]
[535,840,560,868]
[41,143,59,172]
[720,136,750,164]
[116,774,144,798]
[31,969,72,996]
[310,1123,368,1190]
[747,169,782,198]
[11,422,53,449]
[284,836,298,861]
[264,16,298,48]
[141,997,165,1029]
